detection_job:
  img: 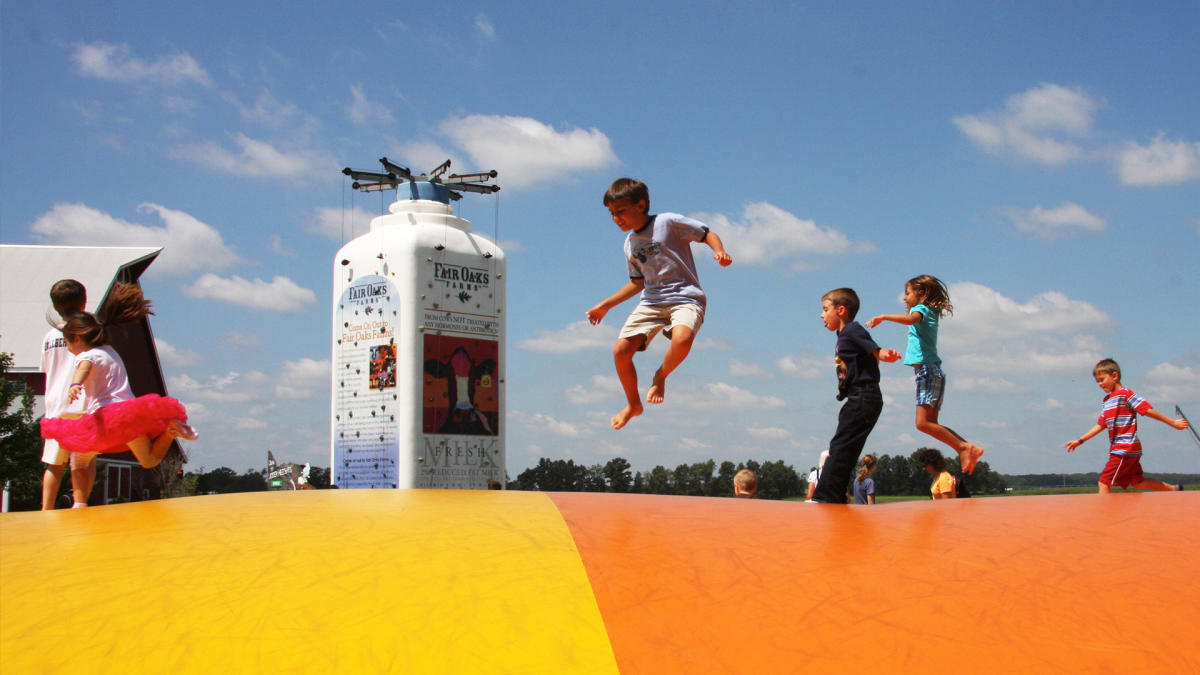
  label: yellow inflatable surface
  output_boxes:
[2,490,1198,673]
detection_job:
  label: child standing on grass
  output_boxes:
[39,283,197,469]
[866,275,985,474]
[811,288,900,504]
[587,177,733,430]
[1064,358,1188,493]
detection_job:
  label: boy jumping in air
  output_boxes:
[1064,358,1189,493]
[587,178,732,430]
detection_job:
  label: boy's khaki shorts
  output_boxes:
[619,303,704,350]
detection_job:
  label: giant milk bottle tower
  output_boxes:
[331,159,505,489]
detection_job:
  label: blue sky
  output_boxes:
[3,1,1198,478]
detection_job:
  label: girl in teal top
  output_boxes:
[867,275,986,475]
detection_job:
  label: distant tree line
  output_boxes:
[509,449,1009,499]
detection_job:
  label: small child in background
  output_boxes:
[854,454,877,504]
[919,448,957,499]
[811,288,900,504]
[733,469,758,498]
[1065,358,1188,493]
[40,283,197,469]
[867,275,985,474]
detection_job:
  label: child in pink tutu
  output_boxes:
[39,283,197,470]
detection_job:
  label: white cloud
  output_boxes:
[953,84,1097,165]
[693,202,873,267]
[1141,362,1200,402]
[430,115,618,189]
[182,274,317,311]
[517,320,616,353]
[155,338,201,368]
[746,426,790,440]
[348,84,394,125]
[72,41,212,86]
[174,134,334,178]
[224,331,264,349]
[565,375,621,405]
[30,202,238,277]
[475,13,496,40]
[952,376,1022,393]
[944,281,1111,347]
[276,358,329,399]
[954,334,1105,375]
[518,412,585,438]
[677,382,786,411]
[729,359,768,377]
[170,370,271,406]
[311,205,379,239]
[776,354,826,379]
[1001,202,1107,239]
[1115,135,1200,186]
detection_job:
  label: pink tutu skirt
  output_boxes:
[40,394,188,454]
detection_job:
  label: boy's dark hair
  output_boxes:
[822,288,860,319]
[603,177,649,208]
[61,283,153,348]
[917,448,947,472]
[50,279,86,316]
[906,274,954,317]
[1093,358,1120,378]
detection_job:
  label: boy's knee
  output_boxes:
[613,336,644,358]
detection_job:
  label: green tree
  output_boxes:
[603,457,633,493]
[0,352,44,511]
[757,459,803,500]
[716,461,737,496]
[646,465,671,494]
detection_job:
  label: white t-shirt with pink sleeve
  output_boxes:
[74,345,134,413]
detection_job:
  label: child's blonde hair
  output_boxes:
[907,275,953,317]
[1093,358,1120,378]
[857,454,876,483]
[733,469,757,495]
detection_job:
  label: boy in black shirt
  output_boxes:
[811,288,900,503]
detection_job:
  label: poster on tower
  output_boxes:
[333,274,400,488]
[417,256,503,488]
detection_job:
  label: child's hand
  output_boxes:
[865,316,883,328]
[1173,418,1190,430]
[67,383,83,403]
[586,305,608,325]
[878,348,901,363]
[1064,439,1081,452]
[713,250,732,267]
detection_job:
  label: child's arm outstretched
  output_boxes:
[704,231,733,267]
[587,279,645,325]
[65,360,93,403]
[1143,408,1190,430]
[1065,424,1105,452]
[866,310,920,329]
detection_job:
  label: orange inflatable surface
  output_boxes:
[2,490,1198,673]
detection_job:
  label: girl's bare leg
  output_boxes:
[916,405,984,474]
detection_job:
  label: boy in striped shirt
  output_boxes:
[1064,358,1189,493]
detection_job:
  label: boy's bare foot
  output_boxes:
[646,371,666,404]
[611,403,643,430]
[959,444,984,475]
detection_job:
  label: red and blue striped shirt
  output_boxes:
[1098,387,1153,456]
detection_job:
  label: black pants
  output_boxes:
[812,386,883,504]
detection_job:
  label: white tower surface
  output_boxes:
[331,161,505,489]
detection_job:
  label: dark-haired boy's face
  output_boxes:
[820,300,846,332]
[1094,371,1121,394]
[607,199,648,232]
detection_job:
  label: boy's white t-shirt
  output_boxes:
[74,345,134,413]
[40,328,86,417]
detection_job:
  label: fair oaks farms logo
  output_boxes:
[433,262,490,303]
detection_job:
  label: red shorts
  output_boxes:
[1099,453,1143,489]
